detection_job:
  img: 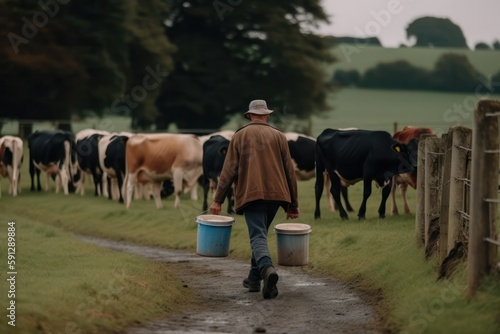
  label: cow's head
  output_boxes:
[392,138,419,188]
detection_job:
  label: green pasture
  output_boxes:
[3,87,500,138]
[326,46,500,78]
[0,158,499,333]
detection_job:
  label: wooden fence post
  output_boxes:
[438,131,453,263]
[447,126,472,254]
[416,134,435,246]
[424,136,446,256]
[468,100,500,299]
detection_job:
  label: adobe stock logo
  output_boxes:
[7,0,70,54]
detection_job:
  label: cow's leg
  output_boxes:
[358,179,372,220]
[102,173,110,198]
[331,175,349,220]
[75,172,85,196]
[401,183,411,214]
[391,178,399,215]
[378,180,392,219]
[116,172,125,203]
[60,169,70,195]
[202,177,210,212]
[125,173,136,208]
[29,157,36,191]
[152,182,163,209]
[172,168,183,209]
[341,186,354,212]
[36,169,41,191]
[324,172,335,212]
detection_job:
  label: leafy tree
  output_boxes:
[475,42,491,50]
[406,17,468,48]
[155,0,334,131]
[0,0,174,134]
[493,40,500,50]
[430,53,483,92]
[359,60,430,90]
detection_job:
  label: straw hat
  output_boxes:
[244,100,274,119]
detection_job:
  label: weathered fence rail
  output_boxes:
[416,99,500,299]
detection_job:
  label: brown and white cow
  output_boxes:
[0,135,23,197]
[391,126,434,215]
[124,133,203,209]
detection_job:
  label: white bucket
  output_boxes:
[274,223,312,266]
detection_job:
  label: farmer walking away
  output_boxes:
[210,99,300,299]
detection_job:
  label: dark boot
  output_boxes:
[262,266,279,299]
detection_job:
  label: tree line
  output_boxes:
[0,0,333,134]
[333,53,500,93]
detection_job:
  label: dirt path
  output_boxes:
[80,236,381,334]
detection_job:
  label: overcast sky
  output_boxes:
[315,0,500,48]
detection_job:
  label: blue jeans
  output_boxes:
[243,201,280,280]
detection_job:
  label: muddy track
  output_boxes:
[80,236,380,334]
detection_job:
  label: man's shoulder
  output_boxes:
[235,122,284,134]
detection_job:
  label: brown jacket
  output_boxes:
[214,121,298,214]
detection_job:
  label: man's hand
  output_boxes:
[209,202,222,215]
[286,206,300,219]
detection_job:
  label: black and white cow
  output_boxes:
[202,134,234,213]
[314,129,419,220]
[0,135,23,197]
[284,132,352,213]
[28,130,79,195]
[75,130,109,196]
[98,133,130,203]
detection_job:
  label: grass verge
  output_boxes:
[0,213,197,333]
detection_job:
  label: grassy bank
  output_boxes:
[1,176,499,333]
[0,212,197,333]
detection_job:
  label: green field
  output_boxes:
[3,87,499,138]
[326,46,500,77]
[0,156,499,333]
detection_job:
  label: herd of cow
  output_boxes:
[0,126,432,220]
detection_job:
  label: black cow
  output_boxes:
[28,130,79,195]
[285,132,353,212]
[99,134,129,203]
[314,129,419,220]
[76,133,105,197]
[202,135,234,213]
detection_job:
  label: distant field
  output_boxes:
[326,45,500,77]
[310,88,500,136]
[2,88,500,138]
